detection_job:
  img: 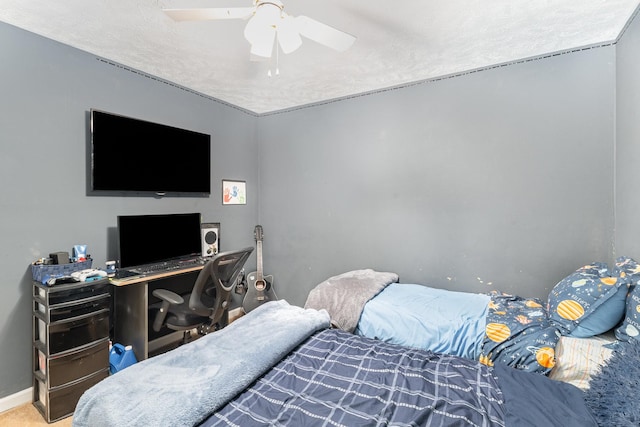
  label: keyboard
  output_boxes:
[132,257,205,275]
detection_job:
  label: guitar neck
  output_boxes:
[256,240,264,281]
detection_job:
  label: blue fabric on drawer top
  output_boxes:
[354,283,490,359]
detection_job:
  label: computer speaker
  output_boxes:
[201,222,220,258]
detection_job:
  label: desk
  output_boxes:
[110,266,204,361]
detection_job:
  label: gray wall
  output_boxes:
[0,23,259,398]
[616,12,640,256]
[258,46,617,307]
[2,11,639,402]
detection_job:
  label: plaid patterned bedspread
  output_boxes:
[203,329,506,427]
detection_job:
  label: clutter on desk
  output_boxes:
[71,269,108,282]
[49,251,69,265]
[105,260,116,277]
[73,244,87,262]
[31,244,106,285]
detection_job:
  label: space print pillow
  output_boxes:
[613,256,640,343]
[480,292,559,375]
[548,262,628,338]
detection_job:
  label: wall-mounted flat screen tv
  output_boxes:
[90,109,211,196]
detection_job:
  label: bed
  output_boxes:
[73,299,597,427]
[301,257,640,426]
[73,257,640,426]
[304,259,632,377]
[305,270,562,375]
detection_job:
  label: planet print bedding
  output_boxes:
[359,284,560,374]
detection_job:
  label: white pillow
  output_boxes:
[549,334,614,390]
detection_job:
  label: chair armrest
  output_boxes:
[151,289,185,332]
[152,289,184,305]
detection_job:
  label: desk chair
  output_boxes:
[152,247,254,340]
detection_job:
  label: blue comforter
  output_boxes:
[204,329,596,426]
[73,299,595,427]
[72,301,330,427]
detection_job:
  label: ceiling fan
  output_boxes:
[163,0,356,60]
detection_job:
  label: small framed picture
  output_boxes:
[222,180,246,205]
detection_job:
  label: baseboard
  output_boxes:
[0,388,32,414]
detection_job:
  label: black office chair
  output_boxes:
[151,247,254,340]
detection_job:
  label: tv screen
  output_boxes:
[90,109,211,196]
[117,213,202,268]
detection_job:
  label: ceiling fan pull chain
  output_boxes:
[275,39,280,75]
[268,35,280,77]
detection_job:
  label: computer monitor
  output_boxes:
[117,213,201,268]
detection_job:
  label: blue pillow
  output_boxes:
[613,256,640,342]
[548,262,629,337]
[569,285,627,338]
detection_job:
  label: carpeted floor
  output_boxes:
[0,403,73,427]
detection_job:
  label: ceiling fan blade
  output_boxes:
[277,15,302,54]
[163,7,254,21]
[295,15,356,52]
[249,26,277,59]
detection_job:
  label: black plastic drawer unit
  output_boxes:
[33,279,110,307]
[32,278,111,423]
[35,294,110,323]
[34,309,109,356]
[34,339,109,388]
[33,369,108,423]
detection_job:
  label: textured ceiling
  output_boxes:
[1,0,639,114]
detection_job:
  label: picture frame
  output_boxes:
[222,180,246,205]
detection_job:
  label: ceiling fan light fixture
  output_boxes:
[277,14,302,54]
[166,0,356,61]
[249,25,277,58]
[244,1,282,44]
